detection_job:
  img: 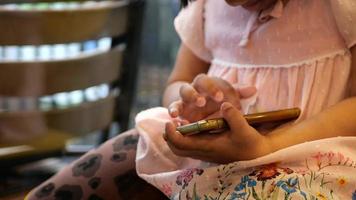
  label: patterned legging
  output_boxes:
[26,129,141,200]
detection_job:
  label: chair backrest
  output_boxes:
[0,1,129,45]
[0,0,143,164]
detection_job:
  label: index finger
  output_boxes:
[192,74,224,102]
[180,83,206,107]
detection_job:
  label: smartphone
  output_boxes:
[176,108,301,136]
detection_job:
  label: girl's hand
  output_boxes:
[168,74,256,123]
[164,102,271,164]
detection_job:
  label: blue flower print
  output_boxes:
[300,191,307,199]
[234,176,257,192]
[247,179,257,187]
[234,183,245,192]
[276,177,298,194]
[230,192,247,200]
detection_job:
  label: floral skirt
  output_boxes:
[136,107,356,200]
[27,107,356,200]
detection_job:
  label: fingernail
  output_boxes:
[169,108,178,116]
[214,91,224,102]
[221,102,232,112]
[195,96,206,107]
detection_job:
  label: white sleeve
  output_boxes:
[174,0,212,62]
[329,0,356,48]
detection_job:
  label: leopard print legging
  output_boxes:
[26,129,140,200]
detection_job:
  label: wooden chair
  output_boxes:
[0,1,169,199]
[0,0,142,166]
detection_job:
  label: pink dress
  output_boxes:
[27,0,356,199]
[135,0,356,199]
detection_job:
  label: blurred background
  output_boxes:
[0,0,181,199]
[0,0,180,127]
[131,0,179,122]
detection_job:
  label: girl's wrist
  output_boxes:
[242,129,275,161]
[263,122,297,155]
[256,134,274,158]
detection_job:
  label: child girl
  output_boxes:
[28,0,356,199]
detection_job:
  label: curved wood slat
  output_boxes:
[46,95,115,134]
[0,0,87,4]
[0,1,129,45]
[0,95,115,142]
[0,46,123,96]
[0,131,70,162]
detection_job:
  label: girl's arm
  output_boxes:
[267,97,356,152]
[267,46,356,152]
[162,44,210,107]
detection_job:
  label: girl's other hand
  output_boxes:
[164,102,271,163]
[168,74,256,122]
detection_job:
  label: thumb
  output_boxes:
[220,102,249,133]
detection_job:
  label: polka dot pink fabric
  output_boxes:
[175,0,356,119]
